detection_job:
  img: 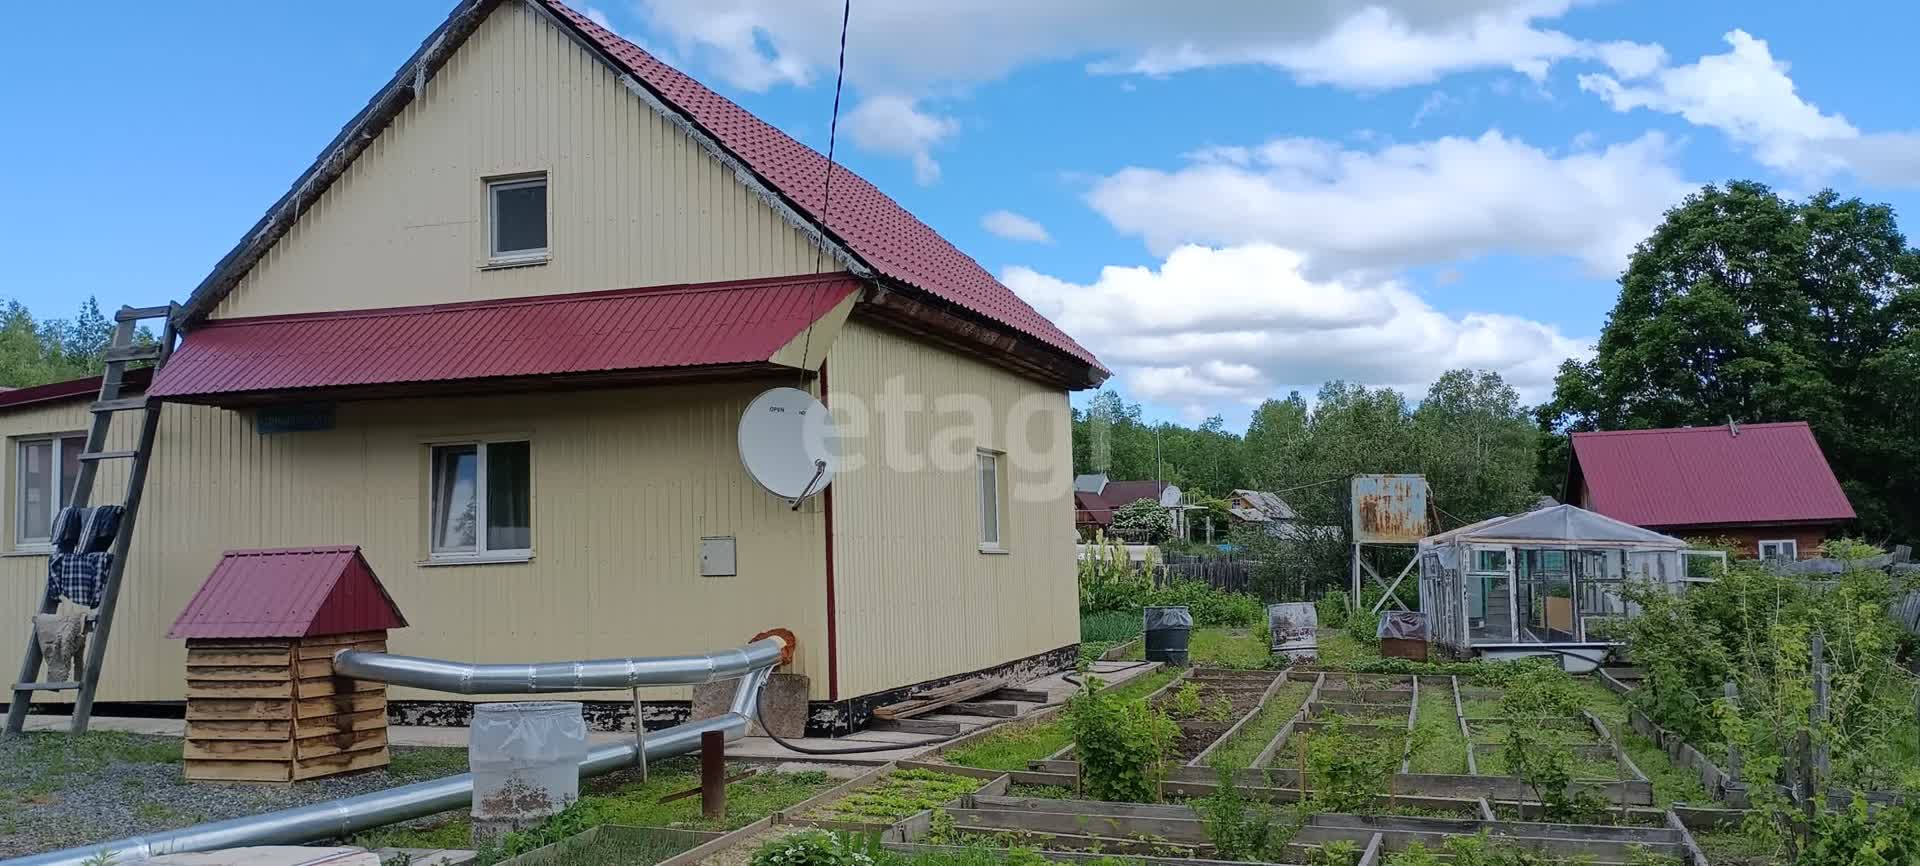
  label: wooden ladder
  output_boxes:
[4,304,178,736]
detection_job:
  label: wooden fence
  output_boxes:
[1159,552,1321,602]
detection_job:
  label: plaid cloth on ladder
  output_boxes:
[46,552,113,609]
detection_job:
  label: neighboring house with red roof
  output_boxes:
[0,0,1101,732]
[1567,422,1855,560]
[1071,475,1183,539]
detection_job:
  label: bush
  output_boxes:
[1065,675,1178,802]
[1078,531,1153,613]
[1316,590,1350,629]
[1145,579,1264,627]
[1111,499,1174,544]
[749,830,877,866]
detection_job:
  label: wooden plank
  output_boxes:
[295,727,388,759]
[873,677,1008,720]
[298,640,386,660]
[185,738,294,761]
[297,632,388,648]
[185,759,291,783]
[186,698,292,721]
[297,692,386,719]
[186,719,291,741]
[949,701,1019,718]
[186,679,292,699]
[950,808,1210,844]
[292,745,390,779]
[293,676,383,698]
[187,648,291,667]
[295,709,388,737]
[969,796,1194,820]
[295,658,339,679]
[185,666,295,683]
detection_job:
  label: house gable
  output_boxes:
[209,0,831,320]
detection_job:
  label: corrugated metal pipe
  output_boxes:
[330,639,785,693]
[10,638,786,866]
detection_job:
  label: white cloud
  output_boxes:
[844,95,958,185]
[1087,130,1692,276]
[1579,30,1920,187]
[981,210,1052,243]
[634,0,1598,95]
[1005,244,1591,412]
[1410,90,1455,128]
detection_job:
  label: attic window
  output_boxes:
[487,175,548,264]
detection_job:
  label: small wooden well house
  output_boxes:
[167,545,407,782]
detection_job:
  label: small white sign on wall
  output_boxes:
[699,536,737,577]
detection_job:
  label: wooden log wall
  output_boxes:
[183,631,390,782]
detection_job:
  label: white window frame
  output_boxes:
[978,449,1005,553]
[14,433,85,551]
[427,439,533,563]
[486,175,549,265]
[1758,539,1797,561]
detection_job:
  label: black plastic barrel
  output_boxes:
[1143,605,1193,665]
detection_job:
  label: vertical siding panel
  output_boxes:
[827,323,1077,697]
[212,1,827,319]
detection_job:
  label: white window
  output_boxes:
[1758,539,1797,561]
[15,434,85,549]
[487,175,548,263]
[429,440,532,560]
[978,450,1002,551]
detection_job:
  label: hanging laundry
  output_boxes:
[49,506,85,553]
[78,505,124,553]
[46,552,113,609]
[32,612,87,682]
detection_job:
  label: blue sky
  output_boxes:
[5,1,1917,428]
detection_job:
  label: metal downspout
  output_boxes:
[10,637,787,866]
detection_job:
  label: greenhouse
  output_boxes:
[1418,504,1710,670]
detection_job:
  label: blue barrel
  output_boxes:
[1143,606,1193,665]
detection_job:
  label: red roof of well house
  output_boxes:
[150,274,858,402]
[1570,422,1855,529]
[168,546,407,640]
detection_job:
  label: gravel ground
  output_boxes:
[0,731,471,859]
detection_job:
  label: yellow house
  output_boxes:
[1,0,1105,732]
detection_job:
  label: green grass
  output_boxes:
[1472,747,1620,780]
[1206,682,1311,769]
[0,731,182,801]
[1407,685,1468,775]
[804,769,980,822]
[1693,829,1780,865]
[944,717,1075,771]
[388,746,469,778]
[1080,609,1144,643]
[1188,628,1270,669]
[945,667,1177,770]
[529,829,707,866]
[1313,633,1381,668]
[353,758,834,850]
[1622,732,1708,806]
[1005,782,1077,799]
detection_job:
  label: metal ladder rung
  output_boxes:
[115,305,174,322]
[91,397,148,413]
[12,681,79,692]
[80,450,139,461]
[103,344,163,363]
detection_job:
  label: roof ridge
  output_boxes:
[1573,420,1811,439]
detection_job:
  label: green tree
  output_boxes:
[0,297,119,387]
[1537,181,1920,542]
[1413,370,1539,522]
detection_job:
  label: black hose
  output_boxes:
[1064,660,1152,688]
[749,689,967,755]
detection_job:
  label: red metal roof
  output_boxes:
[1074,491,1114,527]
[1101,480,1174,507]
[150,274,858,400]
[0,367,151,413]
[537,1,1102,374]
[1571,422,1855,529]
[168,546,408,639]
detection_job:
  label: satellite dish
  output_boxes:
[739,387,840,503]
